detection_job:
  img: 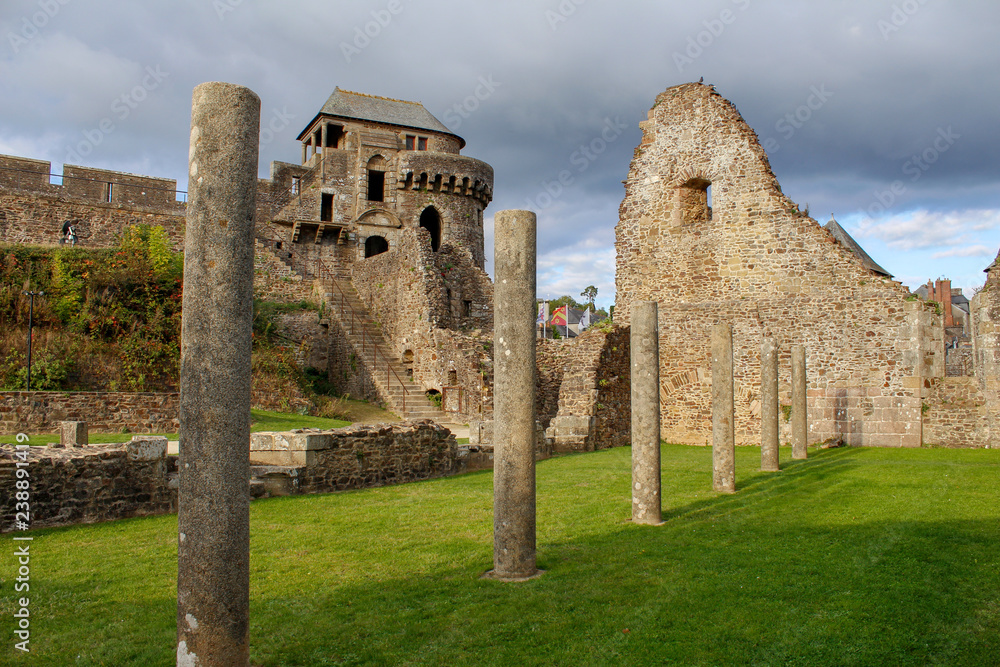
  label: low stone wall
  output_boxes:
[1,421,458,532]
[0,388,316,434]
[0,440,177,532]
[0,391,179,435]
[923,377,991,448]
[250,421,457,493]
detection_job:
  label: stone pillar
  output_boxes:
[489,210,540,581]
[177,82,260,667]
[631,301,662,524]
[760,338,779,472]
[791,345,808,460]
[301,141,308,164]
[60,421,88,448]
[712,323,735,493]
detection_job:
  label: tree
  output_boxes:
[580,285,598,311]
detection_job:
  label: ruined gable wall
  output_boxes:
[615,83,930,447]
[971,260,1000,447]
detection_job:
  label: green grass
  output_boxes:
[2,444,999,665]
[0,409,351,446]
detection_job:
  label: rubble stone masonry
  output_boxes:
[614,83,947,447]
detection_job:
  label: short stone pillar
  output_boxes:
[60,421,88,448]
[488,210,541,581]
[177,82,260,666]
[126,435,168,461]
[631,301,662,524]
[712,323,735,493]
[791,345,808,460]
[760,338,779,472]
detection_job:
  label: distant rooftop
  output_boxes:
[298,88,463,147]
[824,216,892,278]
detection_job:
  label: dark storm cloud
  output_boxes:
[1,0,998,294]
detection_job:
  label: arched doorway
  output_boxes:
[419,207,442,251]
[364,235,389,258]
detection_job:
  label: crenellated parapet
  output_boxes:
[397,153,493,205]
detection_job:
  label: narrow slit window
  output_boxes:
[367,170,385,202]
[321,193,333,222]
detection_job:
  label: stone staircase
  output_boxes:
[314,273,443,421]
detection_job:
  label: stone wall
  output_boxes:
[613,83,941,448]
[0,387,315,434]
[537,325,631,451]
[0,191,185,250]
[971,265,1000,447]
[0,421,457,532]
[351,228,493,421]
[253,240,319,304]
[922,377,990,448]
[0,442,177,531]
[0,391,179,434]
[250,421,457,493]
[0,154,185,250]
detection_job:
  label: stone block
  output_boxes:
[126,436,168,461]
[249,431,334,466]
[60,421,88,447]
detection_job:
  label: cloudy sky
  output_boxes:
[2,0,997,309]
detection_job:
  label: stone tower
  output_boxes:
[263,88,493,278]
[259,89,496,419]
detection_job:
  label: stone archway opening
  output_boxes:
[364,235,389,258]
[679,177,712,224]
[419,206,442,251]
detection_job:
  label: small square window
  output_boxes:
[405,135,415,150]
[417,137,427,151]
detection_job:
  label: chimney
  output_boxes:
[935,279,954,327]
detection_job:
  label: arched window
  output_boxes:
[367,155,386,202]
[679,178,712,224]
[420,207,442,252]
[364,235,389,258]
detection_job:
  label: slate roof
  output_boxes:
[298,88,463,146]
[824,216,892,278]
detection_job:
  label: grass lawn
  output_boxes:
[0,409,352,446]
[2,444,999,665]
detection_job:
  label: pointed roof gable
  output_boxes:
[298,88,464,147]
[824,216,892,278]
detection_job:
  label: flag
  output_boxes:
[537,302,545,324]
[579,308,591,330]
[549,306,567,326]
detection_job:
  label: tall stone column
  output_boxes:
[712,323,735,493]
[631,301,662,524]
[760,337,779,471]
[177,82,260,667]
[489,210,540,581]
[791,345,808,460]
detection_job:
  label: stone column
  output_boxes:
[631,301,662,524]
[60,421,88,448]
[712,323,735,493]
[791,345,808,460]
[760,338,779,471]
[489,210,540,581]
[177,82,260,667]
